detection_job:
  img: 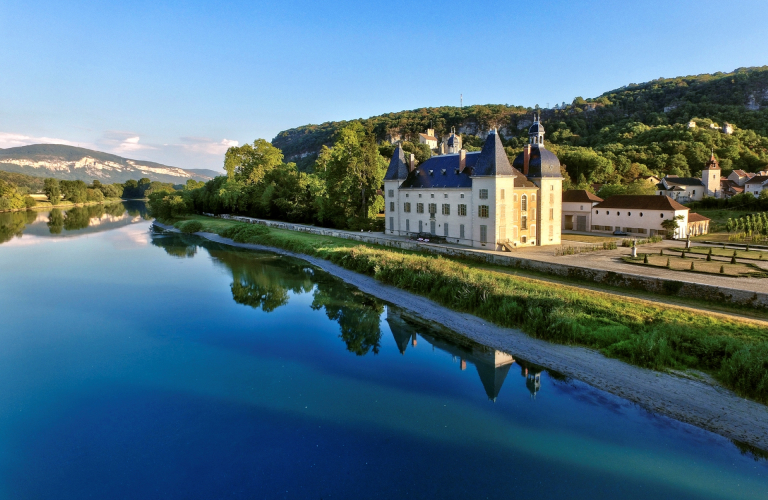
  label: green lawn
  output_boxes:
[624,254,768,277]
[158,214,768,404]
[668,246,768,261]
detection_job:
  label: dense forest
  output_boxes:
[273,67,768,186]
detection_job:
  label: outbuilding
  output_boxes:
[591,195,689,239]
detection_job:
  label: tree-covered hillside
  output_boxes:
[272,66,768,183]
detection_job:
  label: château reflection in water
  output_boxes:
[151,228,560,401]
[0,201,150,244]
[387,309,555,401]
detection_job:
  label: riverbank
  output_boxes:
[154,220,768,453]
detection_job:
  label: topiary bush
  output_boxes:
[179,220,204,233]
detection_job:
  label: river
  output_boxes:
[0,202,766,499]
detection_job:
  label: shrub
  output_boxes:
[220,223,270,243]
[720,265,725,274]
[643,254,648,264]
[24,196,37,208]
[179,220,204,233]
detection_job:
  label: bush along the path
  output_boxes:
[181,219,768,404]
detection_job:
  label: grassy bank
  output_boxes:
[162,215,768,404]
[0,198,124,213]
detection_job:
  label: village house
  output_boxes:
[418,128,438,151]
[561,190,603,232]
[590,195,692,239]
[383,115,562,249]
[656,153,721,201]
[745,176,768,197]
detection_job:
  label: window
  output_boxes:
[478,205,489,218]
[428,203,437,215]
[458,204,467,216]
[580,205,584,210]
[406,194,409,198]
[442,204,450,215]
[521,195,528,211]
[390,202,394,212]
[514,194,518,202]
[431,193,435,198]
[417,203,424,214]
[460,224,465,239]
[444,223,449,237]
[444,193,448,198]
[606,211,610,215]
[660,214,664,218]
[522,236,527,243]
[531,195,536,204]
[591,225,599,230]
[419,194,422,198]
[549,208,554,220]
[693,190,696,195]
[550,184,554,191]
[389,217,393,231]
[549,225,554,241]
[521,216,528,229]
[388,189,394,198]
[549,193,554,204]
[617,212,620,216]
[406,219,410,232]
[640,212,643,217]
[628,212,631,216]
[479,189,488,199]
[460,193,464,198]
[404,202,411,213]
[500,189,505,200]
[480,225,488,243]
[595,210,599,214]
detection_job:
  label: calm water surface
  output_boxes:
[0,203,766,499]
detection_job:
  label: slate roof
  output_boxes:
[510,167,537,188]
[512,145,562,178]
[562,190,603,203]
[528,121,544,134]
[661,176,704,187]
[687,213,710,223]
[383,146,409,181]
[473,130,515,176]
[745,175,768,185]
[398,153,479,189]
[593,195,689,211]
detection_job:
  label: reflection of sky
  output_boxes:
[0,225,766,499]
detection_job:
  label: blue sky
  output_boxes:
[1,0,767,170]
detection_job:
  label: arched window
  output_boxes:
[521,195,527,212]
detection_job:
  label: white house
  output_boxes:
[383,116,563,250]
[562,190,603,232]
[656,153,721,201]
[591,195,690,239]
[418,129,438,150]
[745,176,768,197]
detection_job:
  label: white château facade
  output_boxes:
[383,117,563,250]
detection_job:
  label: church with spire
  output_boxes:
[383,114,563,249]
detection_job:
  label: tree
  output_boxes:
[185,179,206,190]
[661,215,685,238]
[44,178,61,205]
[224,139,284,184]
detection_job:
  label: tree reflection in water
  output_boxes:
[150,230,384,356]
[47,209,64,235]
[0,210,37,243]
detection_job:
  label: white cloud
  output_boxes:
[0,132,83,149]
[99,131,155,153]
[179,137,239,155]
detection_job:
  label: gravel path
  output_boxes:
[156,223,768,452]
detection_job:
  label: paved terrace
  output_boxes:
[215,215,768,298]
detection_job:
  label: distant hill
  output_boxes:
[0,144,215,184]
[272,66,768,176]
[184,168,224,179]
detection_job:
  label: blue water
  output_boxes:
[0,204,766,499]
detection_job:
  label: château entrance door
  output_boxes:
[419,220,423,233]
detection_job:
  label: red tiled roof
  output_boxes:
[562,189,603,203]
[687,213,710,223]
[593,195,689,211]
[419,133,437,141]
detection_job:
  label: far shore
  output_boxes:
[0,198,140,214]
[153,219,768,454]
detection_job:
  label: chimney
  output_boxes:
[459,149,466,172]
[409,153,416,171]
[523,144,531,176]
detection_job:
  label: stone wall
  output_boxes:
[217,214,768,309]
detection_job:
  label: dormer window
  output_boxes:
[429,170,434,176]
[441,169,446,175]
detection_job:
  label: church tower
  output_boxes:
[702,151,721,198]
